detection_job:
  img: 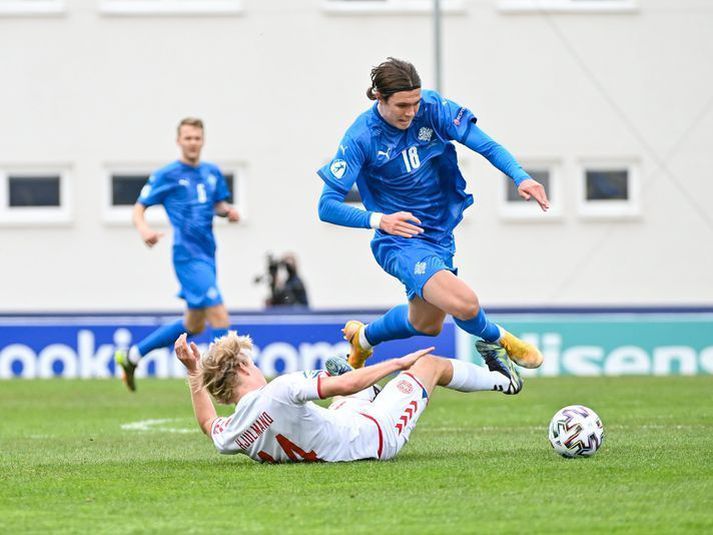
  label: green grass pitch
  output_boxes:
[1,376,711,533]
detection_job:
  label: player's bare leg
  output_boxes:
[205,304,229,330]
[405,352,522,397]
[407,297,446,336]
[184,308,208,335]
[422,271,543,369]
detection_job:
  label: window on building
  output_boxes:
[505,169,551,203]
[500,163,561,221]
[0,169,71,225]
[8,175,61,207]
[585,169,628,201]
[578,162,639,219]
[112,174,149,206]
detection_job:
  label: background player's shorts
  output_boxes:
[365,372,430,460]
[174,258,223,309]
[371,236,457,300]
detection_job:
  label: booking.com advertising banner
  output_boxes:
[0,312,455,380]
[1,310,712,379]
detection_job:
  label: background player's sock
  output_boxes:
[453,308,501,343]
[136,319,192,359]
[364,305,423,346]
[446,359,510,392]
[211,327,229,340]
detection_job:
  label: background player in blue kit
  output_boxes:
[115,117,240,391]
[317,58,550,370]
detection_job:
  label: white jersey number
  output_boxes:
[196,183,208,203]
[401,146,421,173]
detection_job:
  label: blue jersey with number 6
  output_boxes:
[317,89,477,251]
[138,161,230,262]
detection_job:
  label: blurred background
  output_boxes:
[1,0,712,378]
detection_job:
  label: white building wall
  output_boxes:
[0,0,711,311]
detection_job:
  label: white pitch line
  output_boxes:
[121,418,197,434]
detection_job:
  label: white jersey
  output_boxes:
[210,372,382,463]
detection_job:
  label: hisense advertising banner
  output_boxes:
[458,313,713,376]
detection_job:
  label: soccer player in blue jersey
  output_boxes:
[115,117,240,391]
[317,58,550,370]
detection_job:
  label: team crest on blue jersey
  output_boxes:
[207,173,217,187]
[330,159,347,179]
[417,127,433,142]
[414,261,427,275]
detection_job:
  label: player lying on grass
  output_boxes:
[175,332,522,463]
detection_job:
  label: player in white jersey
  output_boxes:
[175,331,523,463]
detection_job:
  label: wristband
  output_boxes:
[369,212,384,229]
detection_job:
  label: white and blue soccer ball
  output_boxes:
[548,405,604,458]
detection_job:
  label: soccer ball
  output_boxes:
[548,405,604,458]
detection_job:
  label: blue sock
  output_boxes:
[136,319,191,357]
[211,327,229,341]
[454,308,501,343]
[364,305,422,346]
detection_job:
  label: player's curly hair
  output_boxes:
[366,57,421,101]
[200,331,254,404]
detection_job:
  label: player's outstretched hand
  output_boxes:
[517,178,550,211]
[380,211,424,238]
[140,228,164,247]
[394,346,435,370]
[175,333,201,375]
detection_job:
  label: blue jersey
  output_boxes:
[318,90,477,249]
[138,160,230,262]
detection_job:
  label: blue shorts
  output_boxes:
[173,258,223,309]
[371,236,457,300]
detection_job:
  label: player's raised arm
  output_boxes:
[175,333,217,436]
[462,124,549,211]
[318,347,434,398]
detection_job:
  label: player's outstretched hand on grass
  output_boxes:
[517,178,550,211]
[175,333,201,375]
[380,211,424,238]
[394,346,435,370]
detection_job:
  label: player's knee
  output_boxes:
[407,355,449,388]
[452,297,480,321]
[418,322,443,337]
[410,317,443,337]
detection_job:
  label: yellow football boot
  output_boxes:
[342,320,373,369]
[498,329,544,369]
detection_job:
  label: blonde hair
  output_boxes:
[177,117,204,136]
[200,331,253,404]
